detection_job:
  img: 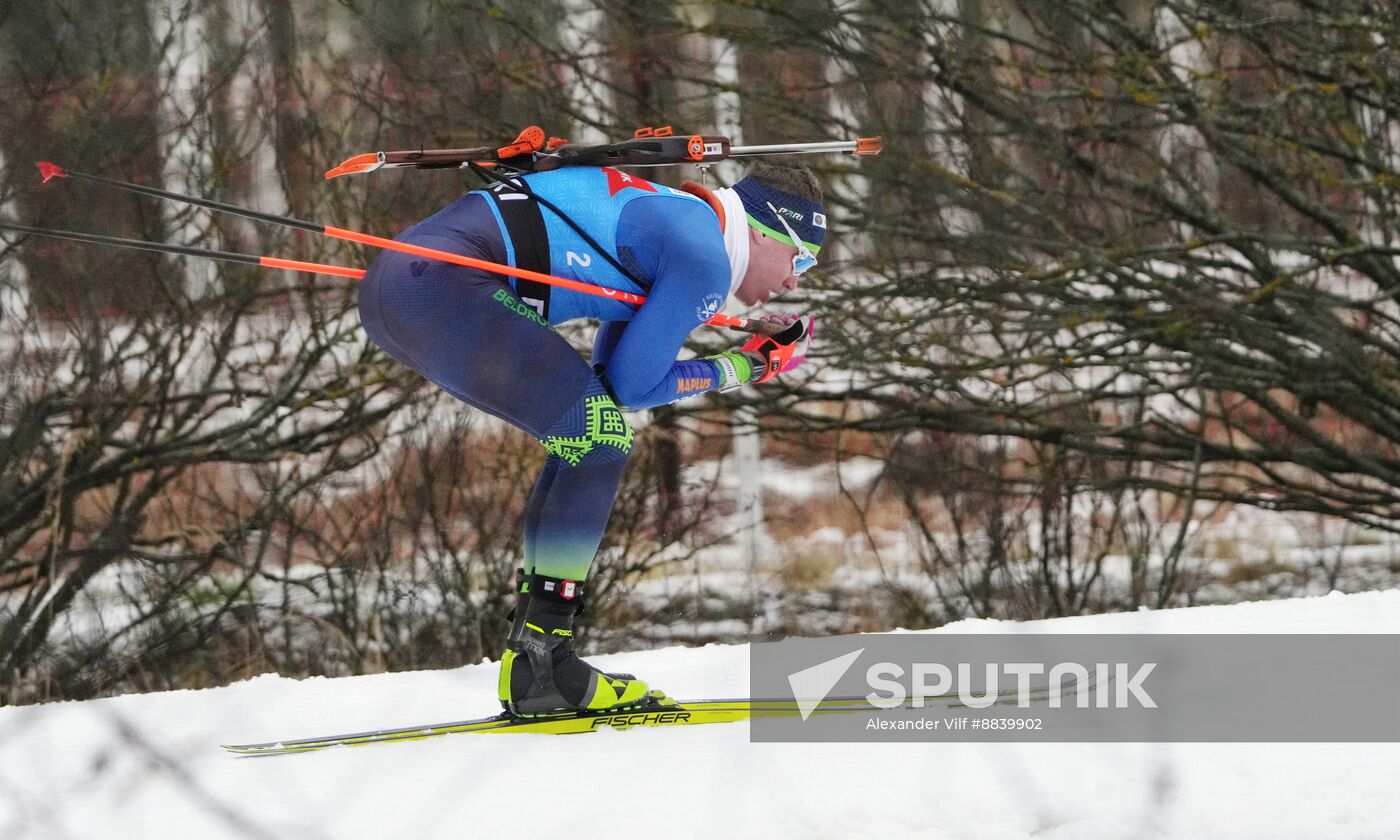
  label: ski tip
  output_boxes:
[324,153,382,180]
[36,162,67,183]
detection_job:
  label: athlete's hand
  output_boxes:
[741,314,815,383]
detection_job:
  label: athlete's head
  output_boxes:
[731,164,825,306]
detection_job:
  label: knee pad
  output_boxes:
[539,380,633,467]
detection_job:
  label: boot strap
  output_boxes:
[506,569,587,622]
[526,572,586,606]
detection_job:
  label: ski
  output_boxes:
[222,679,1086,757]
[323,124,881,179]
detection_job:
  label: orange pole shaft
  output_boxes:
[259,256,366,279]
[324,225,648,305]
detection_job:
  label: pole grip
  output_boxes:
[711,314,786,336]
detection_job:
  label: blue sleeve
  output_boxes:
[601,197,733,410]
[592,320,627,368]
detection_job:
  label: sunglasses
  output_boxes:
[765,201,818,276]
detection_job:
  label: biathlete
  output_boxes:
[356,162,825,716]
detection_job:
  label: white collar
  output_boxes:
[712,187,749,302]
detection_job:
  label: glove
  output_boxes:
[706,315,815,391]
[744,314,814,378]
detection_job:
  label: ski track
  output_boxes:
[2,590,1399,840]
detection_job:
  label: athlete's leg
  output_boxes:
[357,235,632,585]
[356,215,651,714]
[527,377,633,581]
[521,457,560,577]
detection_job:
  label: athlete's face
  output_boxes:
[735,225,800,307]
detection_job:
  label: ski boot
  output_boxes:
[504,568,637,683]
[499,573,651,717]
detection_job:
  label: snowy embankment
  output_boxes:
[3,590,1399,840]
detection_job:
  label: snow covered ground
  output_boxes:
[2,590,1398,840]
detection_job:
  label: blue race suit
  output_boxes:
[357,167,732,583]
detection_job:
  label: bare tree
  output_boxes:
[767,0,1400,534]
